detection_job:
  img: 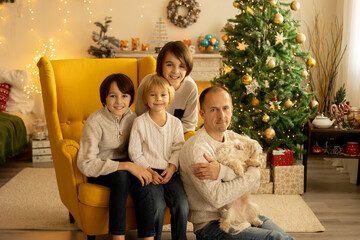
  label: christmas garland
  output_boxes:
[167,0,201,28]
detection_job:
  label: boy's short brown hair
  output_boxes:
[100,73,135,107]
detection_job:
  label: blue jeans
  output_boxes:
[194,215,296,240]
[149,169,189,240]
[88,164,154,238]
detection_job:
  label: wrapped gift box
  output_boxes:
[256,182,273,194]
[269,148,294,166]
[272,164,304,195]
[261,167,271,183]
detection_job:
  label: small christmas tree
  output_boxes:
[213,0,317,158]
[88,17,120,58]
[152,17,168,52]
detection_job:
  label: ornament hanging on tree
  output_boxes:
[273,13,284,24]
[251,97,260,106]
[268,0,278,6]
[295,33,306,44]
[237,41,249,51]
[262,114,270,123]
[267,57,276,68]
[222,34,229,42]
[246,79,260,94]
[275,32,286,45]
[284,99,294,108]
[233,1,240,8]
[242,74,253,85]
[290,1,300,11]
[264,127,276,140]
[301,70,308,78]
[311,99,319,108]
[307,57,316,68]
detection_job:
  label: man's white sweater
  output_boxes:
[128,111,185,170]
[134,73,198,133]
[179,127,261,232]
[77,107,136,177]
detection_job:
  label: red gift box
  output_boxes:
[270,148,293,166]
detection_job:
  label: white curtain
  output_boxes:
[341,0,360,107]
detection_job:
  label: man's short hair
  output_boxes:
[199,85,232,110]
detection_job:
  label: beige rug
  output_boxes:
[0,168,325,232]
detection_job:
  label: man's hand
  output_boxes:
[192,153,220,180]
[160,164,176,184]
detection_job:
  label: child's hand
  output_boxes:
[160,164,176,184]
[127,163,152,186]
[148,168,163,185]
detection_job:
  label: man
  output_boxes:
[179,86,295,240]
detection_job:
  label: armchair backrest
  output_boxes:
[39,57,155,143]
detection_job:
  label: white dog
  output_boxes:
[215,137,263,234]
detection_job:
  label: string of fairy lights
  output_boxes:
[0,0,112,95]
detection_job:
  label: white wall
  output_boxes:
[0,0,338,116]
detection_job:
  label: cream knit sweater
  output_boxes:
[179,127,261,232]
[134,73,198,133]
[128,111,185,170]
[77,107,136,177]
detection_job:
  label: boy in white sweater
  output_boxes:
[129,75,188,240]
[135,41,198,137]
[179,86,295,240]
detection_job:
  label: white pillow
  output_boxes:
[0,68,34,114]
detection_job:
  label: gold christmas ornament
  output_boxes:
[269,0,278,6]
[242,74,253,85]
[233,1,240,8]
[262,114,270,123]
[267,58,276,68]
[264,127,276,140]
[270,102,276,110]
[210,37,218,46]
[295,33,306,44]
[198,45,206,52]
[251,97,260,106]
[311,99,319,108]
[290,1,300,11]
[284,99,293,108]
[307,57,316,68]
[206,45,214,53]
[301,70,308,78]
[273,13,284,24]
[198,36,205,44]
[221,34,229,42]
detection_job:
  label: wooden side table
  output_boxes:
[303,121,360,191]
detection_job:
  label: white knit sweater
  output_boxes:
[128,111,185,170]
[134,73,198,133]
[77,107,136,177]
[179,127,261,232]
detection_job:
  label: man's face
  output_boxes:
[200,89,233,137]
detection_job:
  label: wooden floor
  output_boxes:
[0,148,360,240]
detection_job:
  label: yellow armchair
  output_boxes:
[37,56,171,239]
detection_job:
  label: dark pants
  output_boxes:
[149,169,189,240]
[88,163,154,238]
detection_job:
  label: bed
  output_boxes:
[0,68,35,164]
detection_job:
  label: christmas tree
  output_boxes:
[213,0,317,158]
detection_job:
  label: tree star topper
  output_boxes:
[275,32,286,45]
[237,41,249,51]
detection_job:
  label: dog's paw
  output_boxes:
[251,218,263,227]
[220,222,231,233]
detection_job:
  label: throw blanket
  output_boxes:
[0,112,27,163]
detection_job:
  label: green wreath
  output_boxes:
[167,0,201,28]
